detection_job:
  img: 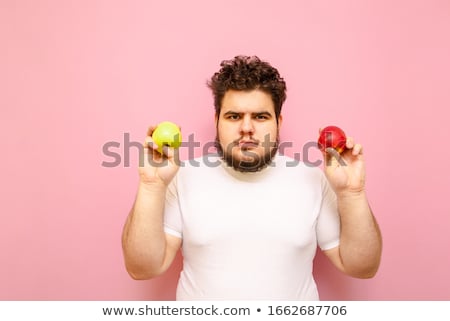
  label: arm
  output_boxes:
[122,183,181,279]
[121,126,182,280]
[321,136,382,278]
[323,191,382,278]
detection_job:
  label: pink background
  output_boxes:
[1,0,450,300]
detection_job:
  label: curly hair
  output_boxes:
[207,55,287,120]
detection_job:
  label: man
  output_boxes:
[122,55,382,300]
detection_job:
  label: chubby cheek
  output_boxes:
[256,123,278,142]
[216,124,235,150]
[218,121,238,138]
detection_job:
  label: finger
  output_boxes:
[346,136,355,149]
[142,144,163,166]
[143,136,170,168]
[146,125,157,137]
[352,143,363,156]
[144,135,159,152]
[144,124,179,161]
[140,141,158,167]
[325,147,347,167]
[160,145,176,159]
[144,138,175,160]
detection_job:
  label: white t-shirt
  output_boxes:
[164,153,340,300]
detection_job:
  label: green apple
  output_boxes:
[152,121,182,152]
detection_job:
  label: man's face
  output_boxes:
[215,89,282,172]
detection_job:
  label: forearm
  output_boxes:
[122,182,168,278]
[337,191,382,278]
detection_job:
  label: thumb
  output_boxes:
[324,147,347,168]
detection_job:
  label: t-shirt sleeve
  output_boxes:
[163,174,183,239]
[316,170,340,250]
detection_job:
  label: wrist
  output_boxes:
[336,189,367,201]
[138,180,167,194]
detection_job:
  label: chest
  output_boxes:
[178,169,322,250]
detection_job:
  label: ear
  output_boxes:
[277,114,283,127]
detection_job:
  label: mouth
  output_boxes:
[237,140,260,150]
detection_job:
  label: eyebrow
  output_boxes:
[222,110,273,117]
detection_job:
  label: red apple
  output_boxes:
[317,125,347,154]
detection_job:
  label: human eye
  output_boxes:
[255,113,271,120]
[225,113,240,120]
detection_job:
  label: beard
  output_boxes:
[214,133,279,173]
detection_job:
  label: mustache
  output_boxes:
[233,138,261,146]
[214,135,280,154]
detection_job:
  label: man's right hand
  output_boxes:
[139,125,180,187]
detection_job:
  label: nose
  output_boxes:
[239,115,255,136]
